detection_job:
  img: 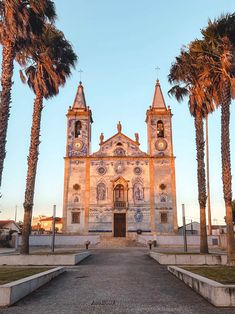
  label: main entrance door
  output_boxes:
[114,213,126,237]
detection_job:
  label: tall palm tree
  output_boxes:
[19,24,77,254]
[168,49,215,253]
[191,14,235,264]
[0,0,56,188]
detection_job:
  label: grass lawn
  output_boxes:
[0,267,50,285]
[183,266,235,284]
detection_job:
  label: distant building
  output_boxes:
[32,216,62,234]
[178,222,228,236]
[211,225,227,235]
[178,221,200,235]
[0,220,20,233]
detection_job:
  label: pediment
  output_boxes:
[91,132,147,157]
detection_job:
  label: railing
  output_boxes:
[114,201,126,209]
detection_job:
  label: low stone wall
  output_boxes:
[138,235,219,247]
[149,252,227,265]
[0,251,91,266]
[0,267,65,307]
[17,235,100,247]
[168,266,235,307]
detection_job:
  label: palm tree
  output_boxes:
[191,14,235,264]
[168,49,215,253]
[0,0,56,188]
[19,24,77,254]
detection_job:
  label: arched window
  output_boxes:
[157,120,164,138]
[97,183,106,201]
[75,120,82,138]
[114,184,124,201]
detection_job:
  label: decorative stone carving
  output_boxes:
[160,194,167,202]
[117,121,122,133]
[97,183,106,201]
[134,166,142,175]
[114,161,125,174]
[113,147,126,156]
[97,166,107,175]
[134,133,139,143]
[100,133,104,144]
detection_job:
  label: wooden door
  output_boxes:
[114,213,126,237]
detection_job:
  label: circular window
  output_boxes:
[97,166,107,175]
[159,183,166,190]
[73,184,80,190]
[134,166,142,175]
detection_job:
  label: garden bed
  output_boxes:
[0,251,91,265]
[182,266,235,284]
[0,267,64,306]
[0,267,50,284]
[149,251,227,265]
[168,266,235,307]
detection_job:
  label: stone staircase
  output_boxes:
[96,235,146,249]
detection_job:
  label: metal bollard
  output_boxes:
[147,240,153,250]
[85,240,90,250]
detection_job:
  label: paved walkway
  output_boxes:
[2,248,235,314]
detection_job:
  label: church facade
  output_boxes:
[62,80,178,236]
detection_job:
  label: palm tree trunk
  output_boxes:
[221,80,235,265]
[206,115,212,235]
[194,115,208,253]
[0,41,15,187]
[20,90,43,255]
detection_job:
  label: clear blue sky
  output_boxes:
[0,0,234,226]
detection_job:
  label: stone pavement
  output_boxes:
[1,248,235,314]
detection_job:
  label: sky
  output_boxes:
[0,0,234,226]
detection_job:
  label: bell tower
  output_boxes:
[66,81,92,157]
[146,80,178,234]
[63,81,92,234]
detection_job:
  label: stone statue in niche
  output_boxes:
[97,183,106,201]
[160,195,167,202]
[74,196,79,203]
[134,184,144,201]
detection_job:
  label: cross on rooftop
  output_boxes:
[155,66,160,80]
[78,69,83,82]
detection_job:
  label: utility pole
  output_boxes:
[182,204,187,252]
[206,115,212,235]
[51,205,56,253]
[15,205,17,222]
